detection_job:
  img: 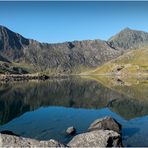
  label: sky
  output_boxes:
[0,1,148,43]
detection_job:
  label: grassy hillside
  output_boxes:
[0,61,36,74]
[85,47,148,76]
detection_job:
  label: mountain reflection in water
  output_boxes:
[0,76,148,146]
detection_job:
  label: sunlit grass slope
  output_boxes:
[85,47,148,76]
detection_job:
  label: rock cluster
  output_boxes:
[0,134,65,147]
[0,116,123,147]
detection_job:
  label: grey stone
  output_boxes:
[66,126,76,135]
[0,133,65,147]
[88,116,121,133]
[68,130,123,147]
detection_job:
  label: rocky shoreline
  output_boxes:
[0,74,70,82]
[0,116,123,147]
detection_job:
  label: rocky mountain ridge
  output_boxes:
[0,25,148,74]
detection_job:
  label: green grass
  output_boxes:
[84,47,148,76]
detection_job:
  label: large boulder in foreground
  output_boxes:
[88,116,122,133]
[0,134,65,147]
[68,130,122,147]
[0,117,123,147]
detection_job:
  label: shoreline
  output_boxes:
[0,74,71,82]
[0,116,123,147]
[0,73,147,82]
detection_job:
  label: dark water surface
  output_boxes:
[0,76,148,146]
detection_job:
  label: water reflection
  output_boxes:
[0,76,148,146]
[0,77,148,125]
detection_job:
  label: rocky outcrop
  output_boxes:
[0,117,123,147]
[0,131,122,147]
[88,116,121,133]
[0,130,122,147]
[0,133,65,147]
[68,130,122,147]
[68,116,123,147]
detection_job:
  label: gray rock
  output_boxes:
[66,126,76,135]
[88,116,121,133]
[0,134,65,147]
[68,130,123,147]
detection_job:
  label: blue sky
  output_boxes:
[0,2,148,43]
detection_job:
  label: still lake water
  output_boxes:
[0,76,148,146]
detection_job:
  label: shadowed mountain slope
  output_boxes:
[0,25,29,61]
[0,25,122,73]
[0,26,148,74]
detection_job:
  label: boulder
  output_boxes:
[0,134,65,147]
[68,130,123,147]
[66,126,76,135]
[88,116,121,133]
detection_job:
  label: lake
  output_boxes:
[0,76,148,147]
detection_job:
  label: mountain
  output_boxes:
[108,27,148,50]
[24,39,121,73]
[86,46,148,75]
[0,25,121,74]
[0,25,148,74]
[0,25,29,61]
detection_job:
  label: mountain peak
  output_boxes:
[122,27,131,31]
[0,25,30,61]
[0,25,10,32]
[120,27,134,33]
[0,25,5,28]
[108,28,148,50]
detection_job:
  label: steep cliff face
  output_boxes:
[0,25,29,61]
